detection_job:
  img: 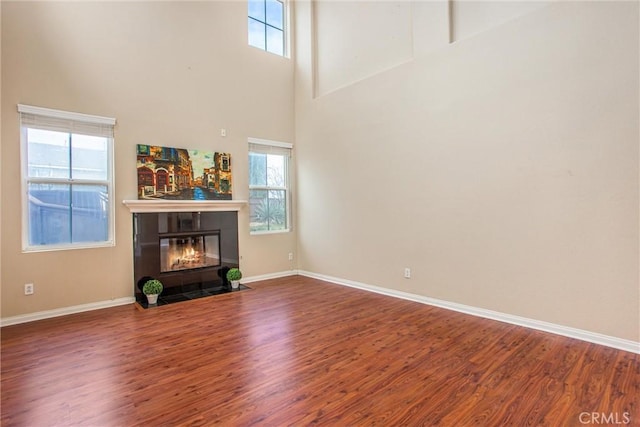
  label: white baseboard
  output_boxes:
[5,272,637,355]
[242,270,298,284]
[0,297,136,327]
[298,270,640,355]
[0,271,299,327]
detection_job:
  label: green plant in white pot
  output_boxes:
[142,279,163,305]
[226,268,242,289]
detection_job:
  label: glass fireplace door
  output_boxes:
[160,232,221,272]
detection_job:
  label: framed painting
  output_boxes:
[136,144,232,200]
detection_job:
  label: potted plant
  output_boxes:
[142,278,163,305]
[226,268,242,289]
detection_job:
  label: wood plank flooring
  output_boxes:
[1,276,639,426]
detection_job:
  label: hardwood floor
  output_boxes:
[1,276,639,426]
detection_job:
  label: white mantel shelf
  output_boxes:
[122,199,247,213]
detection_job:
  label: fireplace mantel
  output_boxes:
[122,199,247,213]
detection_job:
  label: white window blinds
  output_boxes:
[18,104,115,138]
[248,137,292,157]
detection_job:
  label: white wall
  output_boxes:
[313,1,548,96]
[1,1,296,318]
[0,2,3,320]
[452,1,549,41]
[295,1,639,341]
[314,1,414,96]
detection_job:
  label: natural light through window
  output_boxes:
[249,138,292,234]
[248,0,285,56]
[19,104,115,252]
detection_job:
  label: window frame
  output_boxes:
[18,104,116,253]
[248,137,293,235]
[248,0,288,57]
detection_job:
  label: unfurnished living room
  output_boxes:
[1,1,639,426]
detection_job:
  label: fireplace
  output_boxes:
[160,232,220,273]
[133,210,240,307]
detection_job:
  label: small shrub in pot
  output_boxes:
[226,268,242,289]
[142,279,163,305]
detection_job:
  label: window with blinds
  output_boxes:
[18,104,116,251]
[248,138,292,234]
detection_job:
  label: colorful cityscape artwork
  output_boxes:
[136,144,232,200]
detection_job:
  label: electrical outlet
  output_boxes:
[404,268,411,279]
[288,252,294,261]
[24,283,34,295]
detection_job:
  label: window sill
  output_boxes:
[250,229,290,236]
[23,240,115,253]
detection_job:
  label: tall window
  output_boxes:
[248,0,286,56]
[248,138,292,234]
[18,104,115,252]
